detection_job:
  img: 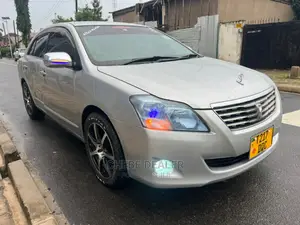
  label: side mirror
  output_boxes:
[43,52,72,68]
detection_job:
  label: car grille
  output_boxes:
[205,152,249,168]
[212,89,276,130]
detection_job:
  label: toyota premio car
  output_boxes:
[17,22,282,188]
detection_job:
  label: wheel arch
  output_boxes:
[21,78,26,85]
[81,105,114,134]
[81,104,127,159]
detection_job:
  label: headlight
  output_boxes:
[130,95,209,132]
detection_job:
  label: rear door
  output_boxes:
[42,27,83,130]
[26,32,50,109]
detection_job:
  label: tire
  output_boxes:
[15,58,17,62]
[22,82,45,120]
[84,113,129,188]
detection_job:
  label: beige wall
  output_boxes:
[113,10,137,23]
[166,0,218,31]
[218,21,245,63]
[218,0,294,23]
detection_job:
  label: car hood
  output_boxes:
[97,57,274,108]
[19,53,25,56]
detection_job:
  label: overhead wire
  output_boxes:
[34,0,63,30]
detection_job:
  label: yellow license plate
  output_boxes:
[249,127,274,160]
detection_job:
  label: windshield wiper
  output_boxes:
[123,56,181,65]
[176,53,201,60]
[123,54,201,65]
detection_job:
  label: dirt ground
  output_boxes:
[259,70,300,86]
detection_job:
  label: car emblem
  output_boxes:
[236,73,244,85]
[255,103,263,120]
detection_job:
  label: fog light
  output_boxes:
[154,159,174,177]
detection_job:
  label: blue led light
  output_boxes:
[51,61,69,65]
[148,108,158,118]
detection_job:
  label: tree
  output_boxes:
[75,0,107,21]
[52,15,74,24]
[52,0,108,24]
[14,0,32,47]
[292,0,300,20]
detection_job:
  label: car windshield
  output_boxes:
[75,25,199,66]
[19,49,26,53]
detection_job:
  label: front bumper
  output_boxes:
[112,88,282,188]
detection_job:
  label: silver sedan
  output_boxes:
[17,22,282,188]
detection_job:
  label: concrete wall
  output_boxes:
[218,0,294,23]
[166,0,218,31]
[218,21,245,64]
[167,15,219,58]
[113,10,137,23]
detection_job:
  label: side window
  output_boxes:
[32,34,48,58]
[47,32,75,59]
[27,40,37,55]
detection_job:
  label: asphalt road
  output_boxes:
[0,59,300,225]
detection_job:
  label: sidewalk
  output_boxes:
[260,69,300,94]
[0,121,65,225]
[0,179,15,225]
[0,176,28,225]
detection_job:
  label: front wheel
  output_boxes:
[84,113,129,188]
[22,82,45,120]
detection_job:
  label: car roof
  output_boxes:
[70,21,144,27]
[46,21,145,29]
[36,22,147,38]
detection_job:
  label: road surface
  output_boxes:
[1,59,300,225]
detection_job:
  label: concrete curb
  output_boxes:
[8,161,57,225]
[277,84,300,94]
[0,124,59,225]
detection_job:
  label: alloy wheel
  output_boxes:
[87,123,115,179]
[22,83,33,115]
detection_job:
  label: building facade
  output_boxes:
[112,0,294,31]
[218,0,293,23]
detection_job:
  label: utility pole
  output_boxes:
[2,23,6,37]
[112,0,117,11]
[13,20,18,48]
[75,0,78,15]
[1,17,13,58]
[16,27,19,45]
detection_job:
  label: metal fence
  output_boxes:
[167,15,219,58]
[240,21,300,69]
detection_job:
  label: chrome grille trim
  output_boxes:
[212,89,276,130]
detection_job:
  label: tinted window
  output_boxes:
[47,32,75,59]
[75,25,196,66]
[27,40,36,55]
[32,34,48,58]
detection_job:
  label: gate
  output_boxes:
[240,21,300,69]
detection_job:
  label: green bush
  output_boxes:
[0,47,13,58]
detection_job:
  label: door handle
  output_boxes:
[40,70,47,77]
[22,65,28,71]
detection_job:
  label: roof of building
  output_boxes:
[112,0,157,17]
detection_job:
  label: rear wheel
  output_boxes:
[84,113,129,188]
[22,82,45,120]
